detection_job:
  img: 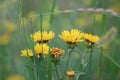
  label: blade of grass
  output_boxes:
[103,54,120,68]
[98,0,107,80]
[47,48,52,80]
[92,0,98,34]
[49,0,56,25]
[89,0,98,79]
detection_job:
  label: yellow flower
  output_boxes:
[21,49,33,58]
[34,43,49,55]
[7,75,25,80]
[0,34,10,45]
[83,33,99,44]
[59,29,83,44]
[4,20,15,32]
[31,31,55,43]
[51,48,64,58]
[67,70,75,78]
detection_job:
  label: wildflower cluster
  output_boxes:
[20,29,100,80]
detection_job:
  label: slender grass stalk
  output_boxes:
[54,62,60,80]
[60,49,73,80]
[1,45,7,80]
[90,0,98,79]
[40,0,43,32]
[47,48,52,80]
[88,47,93,80]
[103,54,120,68]
[92,0,98,33]
[19,0,37,80]
[49,0,56,25]
[98,0,107,80]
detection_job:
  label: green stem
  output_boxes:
[54,62,60,80]
[92,0,98,34]
[60,49,73,80]
[89,47,93,80]
[1,45,7,80]
[40,0,43,32]
[103,54,120,68]
[40,0,43,54]
[47,49,52,80]
[49,0,56,25]
[98,0,107,80]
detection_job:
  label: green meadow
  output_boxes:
[0,0,120,80]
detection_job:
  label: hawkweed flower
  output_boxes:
[21,49,33,58]
[31,31,55,43]
[51,47,64,59]
[34,43,49,56]
[59,29,83,48]
[83,33,99,47]
[67,70,75,78]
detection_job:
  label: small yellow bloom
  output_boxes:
[83,33,99,44]
[7,75,25,80]
[67,70,75,78]
[59,29,83,44]
[51,48,64,58]
[4,20,15,32]
[31,31,55,43]
[21,49,33,57]
[0,34,10,45]
[34,44,49,55]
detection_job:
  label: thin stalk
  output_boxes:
[103,54,120,68]
[39,0,45,80]
[49,0,56,25]
[92,0,98,34]
[54,62,60,80]
[1,45,7,80]
[47,48,52,80]
[88,47,93,80]
[98,0,107,80]
[40,0,43,32]
[89,48,93,72]
[60,49,73,80]
[40,0,43,55]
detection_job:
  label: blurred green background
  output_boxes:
[0,0,120,80]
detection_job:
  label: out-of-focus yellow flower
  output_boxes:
[31,31,55,43]
[112,5,120,12]
[59,29,83,44]
[51,48,64,58]
[4,20,15,32]
[43,15,50,30]
[95,14,102,22]
[67,70,75,78]
[7,75,25,80]
[43,21,50,30]
[10,0,16,3]
[26,11,37,22]
[34,43,49,55]
[21,49,33,58]
[83,33,99,45]
[75,18,86,27]
[0,34,10,45]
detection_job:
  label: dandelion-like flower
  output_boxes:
[21,49,33,58]
[83,33,99,46]
[51,48,64,59]
[67,70,75,78]
[59,29,83,44]
[34,43,49,56]
[31,31,55,43]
